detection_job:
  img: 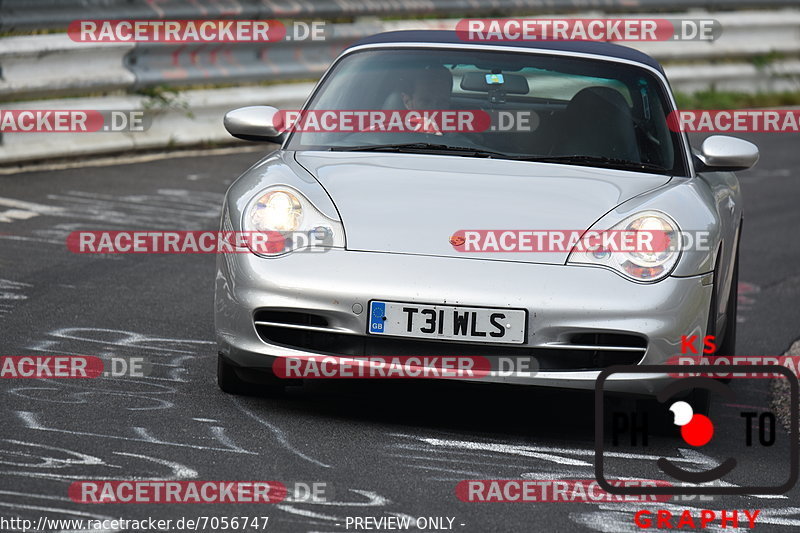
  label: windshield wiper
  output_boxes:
[328,145,670,173]
[510,154,669,173]
[328,143,511,159]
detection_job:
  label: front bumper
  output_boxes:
[215,249,712,395]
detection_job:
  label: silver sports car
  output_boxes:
[215,31,758,396]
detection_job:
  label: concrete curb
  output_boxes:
[771,339,800,440]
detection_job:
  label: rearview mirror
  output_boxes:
[695,135,759,172]
[224,106,285,143]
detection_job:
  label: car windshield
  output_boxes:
[285,48,687,176]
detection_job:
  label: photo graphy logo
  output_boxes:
[594,365,798,495]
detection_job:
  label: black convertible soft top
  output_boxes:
[346,30,665,75]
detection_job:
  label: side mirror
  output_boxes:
[695,135,759,172]
[224,106,285,143]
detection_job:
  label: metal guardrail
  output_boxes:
[0,35,135,99]
[3,10,796,97]
[1,0,799,32]
[125,22,384,89]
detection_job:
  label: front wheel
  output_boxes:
[692,243,740,415]
[715,249,739,358]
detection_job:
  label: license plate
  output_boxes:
[368,301,526,344]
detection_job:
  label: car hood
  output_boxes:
[295,151,671,264]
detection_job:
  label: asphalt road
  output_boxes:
[0,133,798,533]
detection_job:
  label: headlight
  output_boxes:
[242,186,345,256]
[567,210,681,282]
[249,190,303,232]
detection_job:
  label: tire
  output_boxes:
[692,234,740,415]
[217,353,286,397]
[716,249,739,358]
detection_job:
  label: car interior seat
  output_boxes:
[550,86,640,162]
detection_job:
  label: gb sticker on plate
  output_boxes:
[369,301,386,334]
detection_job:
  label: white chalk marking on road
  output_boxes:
[45,327,214,353]
[209,426,256,454]
[0,197,64,223]
[0,438,105,468]
[113,452,198,480]
[396,433,720,465]
[0,291,27,300]
[401,463,486,477]
[386,451,549,471]
[276,504,341,521]
[410,436,592,466]
[16,411,256,454]
[0,197,63,213]
[0,209,39,222]
[230,396,332,468]
[0,490,71,501]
